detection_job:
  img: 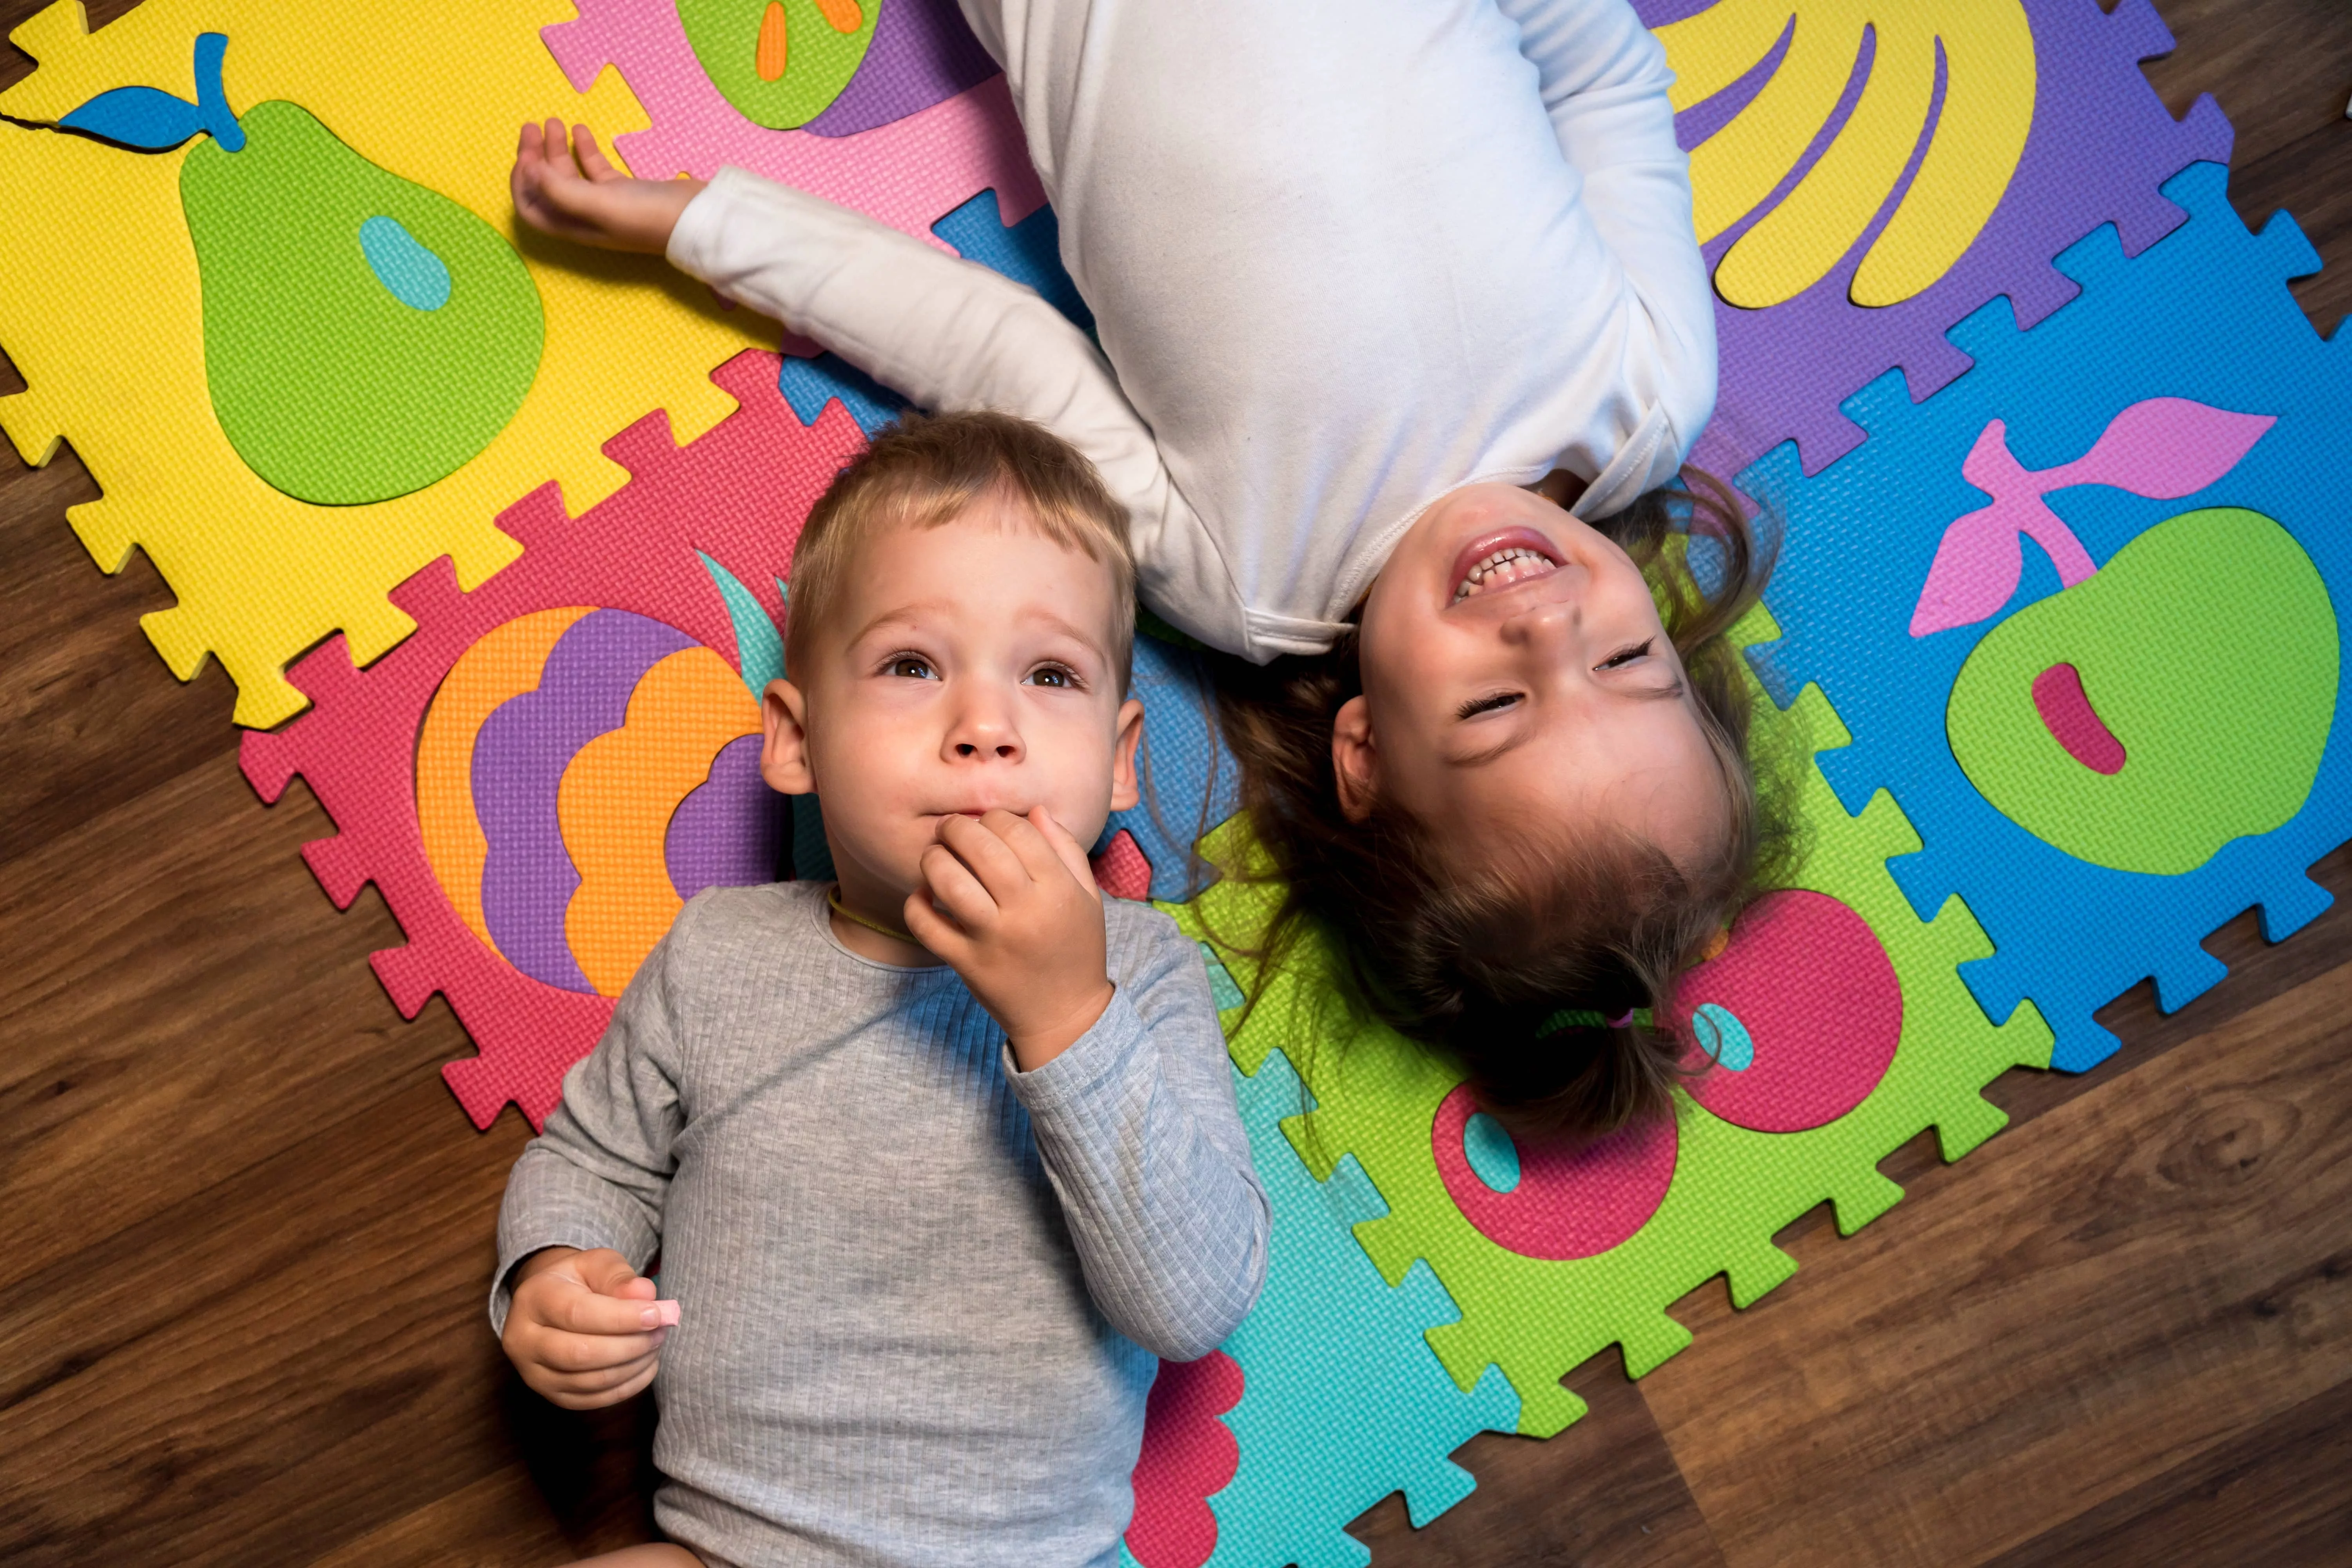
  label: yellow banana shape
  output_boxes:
[1658,0,2035,309]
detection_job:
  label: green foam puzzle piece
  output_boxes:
[1159,608,2055,1437]
[180,98,544,506]
[678,0,880,131]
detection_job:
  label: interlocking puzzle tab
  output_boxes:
[1637,0,2232,480]
[1744,161,2350,1071]
[0,0,774,726]
[241,352,866,1129]
[1122,1051,1520,1568]
[1165,666,2053,1438]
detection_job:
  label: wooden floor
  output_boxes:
[4,2,2349,1563]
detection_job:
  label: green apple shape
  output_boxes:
[680,0,881,129]
[178,100,545,505]
[1945,507,2337,875]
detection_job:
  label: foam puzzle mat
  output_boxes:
[3,0,2344,1564]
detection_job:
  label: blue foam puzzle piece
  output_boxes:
[1200,1051,1520,1568]
[1742,162,2352,1071]
[931,188,1095,334]
[777,352,905,434]
[1102,630,1243,902]
[777,190,1091,432]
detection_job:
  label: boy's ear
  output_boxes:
[759,679,817,795]
[1109,696,1145,814]
[1330,695,1377,824]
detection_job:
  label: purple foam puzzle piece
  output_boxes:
[804,0,999,138]
[1630,0,2232,482]
[666,732,785,900]
[476,609,695,993]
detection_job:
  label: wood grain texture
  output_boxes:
[1641,966,2352,1568]
[1,0,2348,1563]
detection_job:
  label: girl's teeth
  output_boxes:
[1455,548,1552,599]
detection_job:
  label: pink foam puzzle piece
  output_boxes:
[1091,828,1153,902]
[540,0,1045,246]
[242,350,867,1129]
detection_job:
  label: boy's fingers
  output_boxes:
[1029,808,1100,893]
[919,842,998,931]
[548,1286,677,1337]
[537,1326,668,1374]
[945,811,1033,896]
[901,892,967,960]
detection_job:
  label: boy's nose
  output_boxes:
[945,695,1024,763]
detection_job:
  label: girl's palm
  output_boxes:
[511,119,704,254]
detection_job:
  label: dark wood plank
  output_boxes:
[1641,965,2352,1567]
[2141,0,2352,334]
[1984,1374,2352,1568]
[1349,1350,1726,1568]
[0,1067,652,1567]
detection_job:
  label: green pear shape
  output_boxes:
[680,0,879,130]
[179,100,545,506]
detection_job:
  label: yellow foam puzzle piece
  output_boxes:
[0,0,769,726]
[1659,0,2035,309]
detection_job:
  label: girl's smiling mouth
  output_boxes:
[1449,527,1563,604]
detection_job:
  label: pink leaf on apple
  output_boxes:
[1908,399,2276,637]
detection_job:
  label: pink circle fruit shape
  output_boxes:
[1669,889,1904,1133]
[1431,1086,1678,1261]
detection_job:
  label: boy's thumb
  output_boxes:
[576,1247,650,1298]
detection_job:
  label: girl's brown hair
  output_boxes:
[1210,470,1798,1139]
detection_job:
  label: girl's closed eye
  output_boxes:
[1455,691,1522,720]
[1599,639,1654,670]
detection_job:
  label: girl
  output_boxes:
[512,0,1783,1138]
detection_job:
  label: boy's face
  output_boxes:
[759,495,1144,901]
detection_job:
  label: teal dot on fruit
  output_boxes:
[1688,1003,1754,1071]
[1947,508,2338,876]
[1462,1112,1521,1193]
[358,216,452,312]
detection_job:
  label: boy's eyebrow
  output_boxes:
[845,600,1114,662]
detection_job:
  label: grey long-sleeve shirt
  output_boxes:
[491,882,1270,1568]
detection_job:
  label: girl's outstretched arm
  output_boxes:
[1498,0,1717,513]
[666,168,1206,583]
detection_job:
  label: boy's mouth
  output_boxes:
[1450,528,1563,603]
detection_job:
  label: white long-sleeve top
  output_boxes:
[667,0,1715,661]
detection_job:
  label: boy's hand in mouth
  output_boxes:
[905,807,1116,1072]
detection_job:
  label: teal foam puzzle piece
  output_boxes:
[1201,1050,1519,1568]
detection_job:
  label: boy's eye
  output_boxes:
[886,655,937,680]
[1026,663,1082,690]
[1455,691,1522,720]
[1598,639,1654,670]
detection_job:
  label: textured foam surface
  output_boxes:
[1634,0,2232,481]
[1743,162,2352,1071]
[1122,1051,1521,1568]
[1161,647,2054,1439]
[0,0,776,726]
[804,0,996,138]
[540,0,1044,240]
[241,352,864,1128]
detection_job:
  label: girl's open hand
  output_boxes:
[510,119,706,253]
[906,808,1117,1072]
[502,1245,680,1409]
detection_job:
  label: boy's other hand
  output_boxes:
[907,808,1117,1072]
[503,1245,680,1410]
[511,120,706,254]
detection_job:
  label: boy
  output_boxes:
[491,412,1270,1568]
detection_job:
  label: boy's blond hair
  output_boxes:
[785,411,1137,688]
